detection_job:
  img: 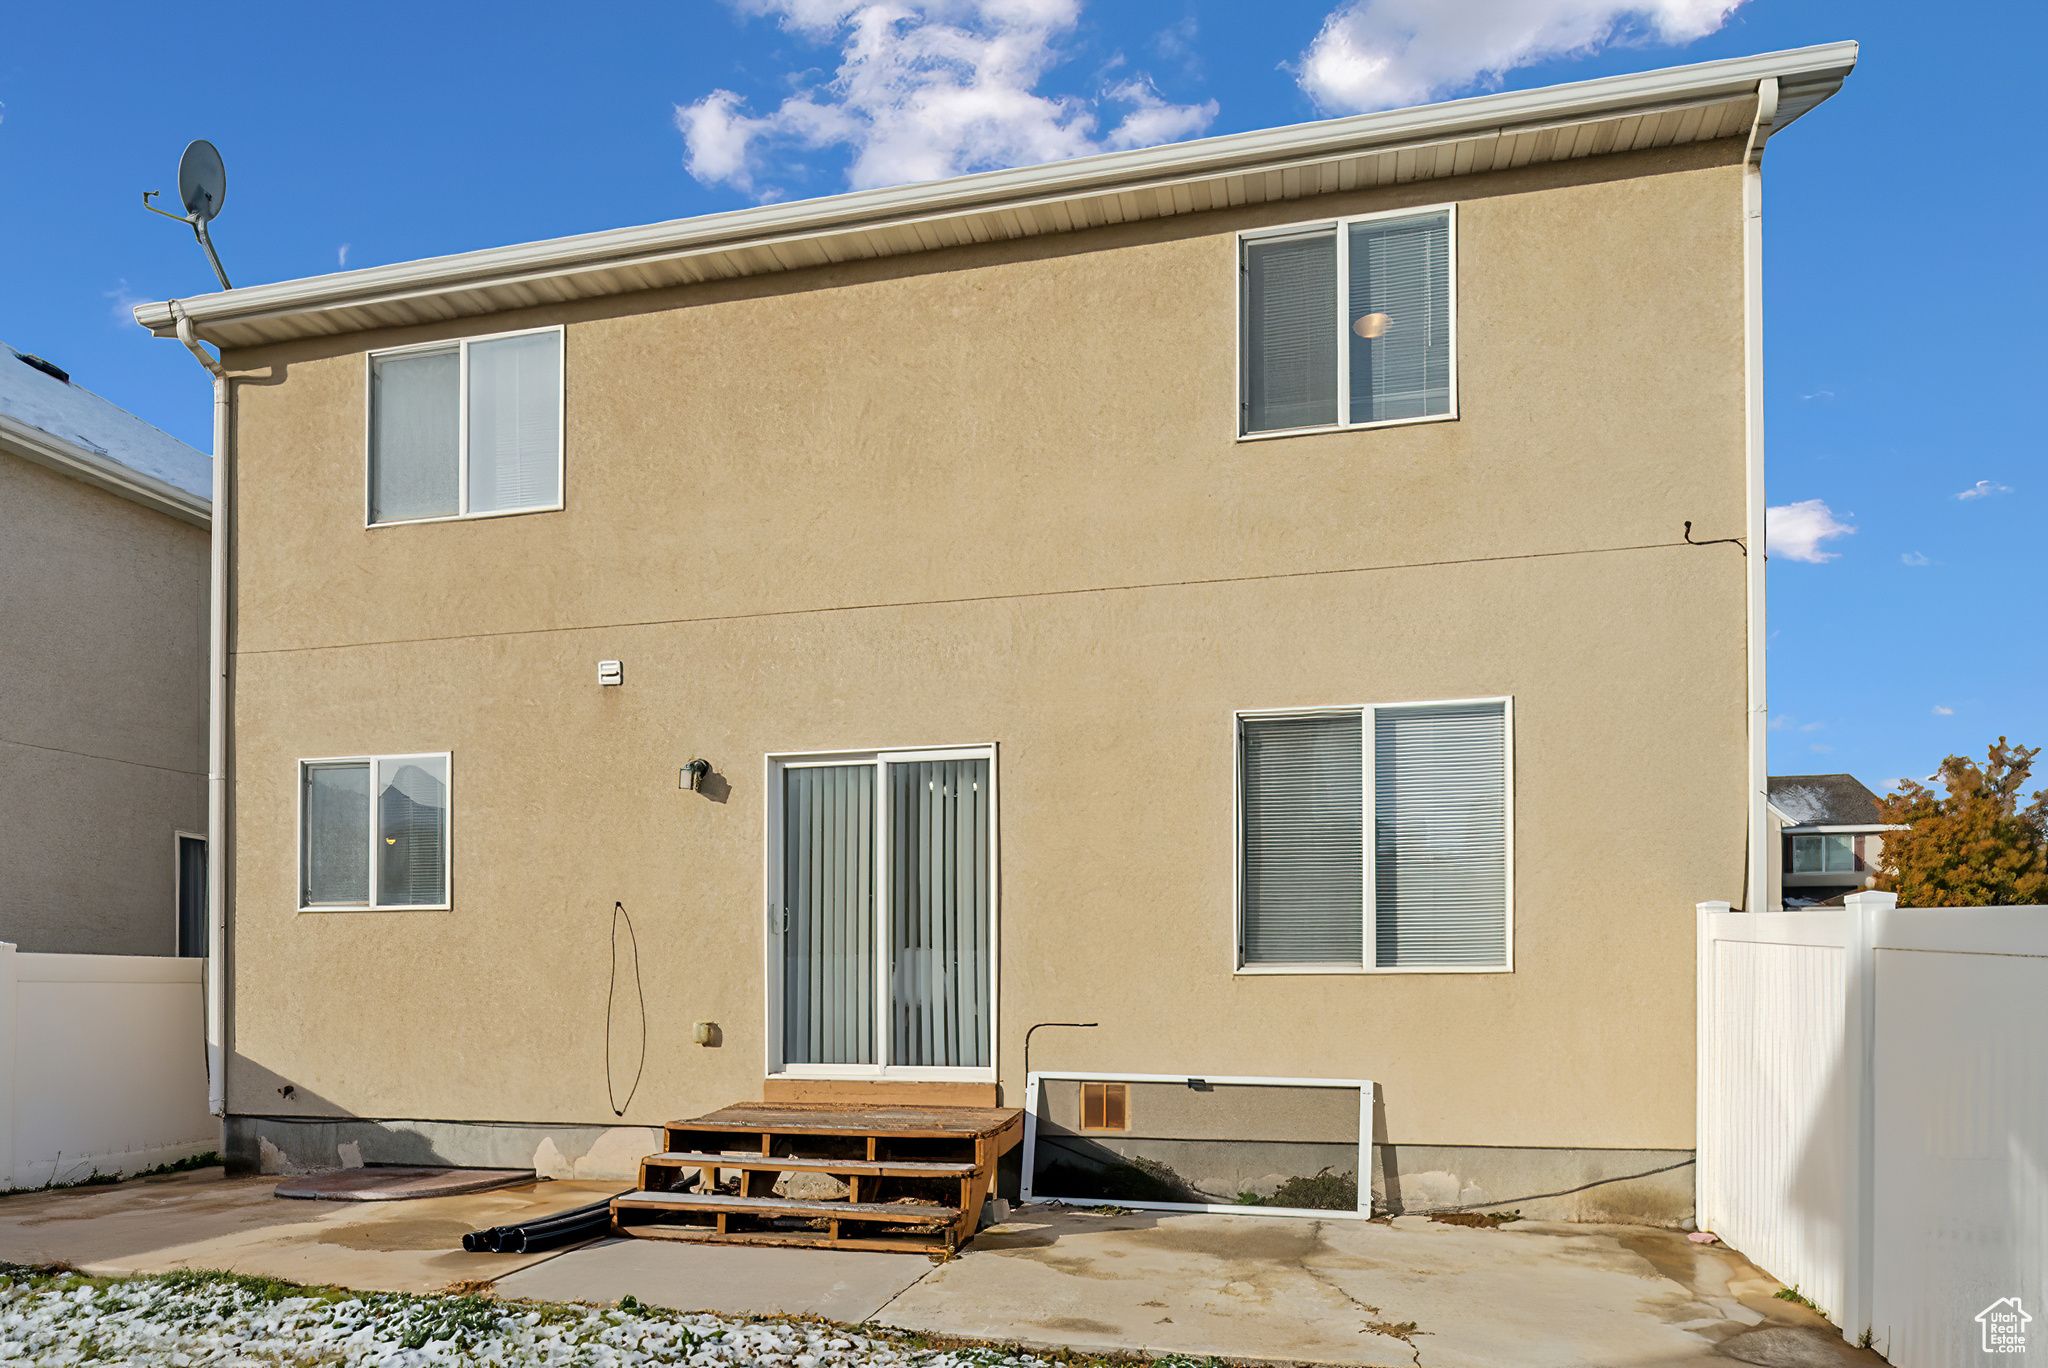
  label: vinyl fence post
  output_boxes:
[0,943,16,1191]
[1695,901,1732,1236]
[1839,890,1894,1345]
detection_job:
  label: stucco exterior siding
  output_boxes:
[0,453,207,955]
[219,139,1748,1163]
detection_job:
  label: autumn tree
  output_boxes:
[1875,738,2048,907]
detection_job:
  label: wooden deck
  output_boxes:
[612,1100,1023,1253]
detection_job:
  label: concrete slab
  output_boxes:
[275,1165,535,1201]
[0,1166,622,1294]
[497,1237,932,1320]
[878,1206,1889,1368]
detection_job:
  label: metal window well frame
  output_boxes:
[1020,1071,1375,1219]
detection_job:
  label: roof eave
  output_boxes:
[135,39,1856,349]
[0,411,211,527]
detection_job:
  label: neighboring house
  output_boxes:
[1767,772,1900,908]
[135,43,1856,1221]
[0,342,211,956]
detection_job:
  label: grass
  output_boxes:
[1,1150,219,1198]
[1233,1168,1359,1212]
[1774,1283,1826,1315]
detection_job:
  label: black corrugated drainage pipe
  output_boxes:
[463,1194,627,1254]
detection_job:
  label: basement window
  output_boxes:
[300,754,450,911]
[1081,1082,1129,1131]
[367,326,563,526]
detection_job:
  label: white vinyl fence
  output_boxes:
[0,943,217,1191]
[1698,893,2048,1365]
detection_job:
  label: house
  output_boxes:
[0,342,211,956]
[1767,772,1900,908]
[134,42,1857,1224]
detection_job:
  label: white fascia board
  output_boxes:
[0,411,210,528]
[1779,824,1908,835]
[135,41,1856,347]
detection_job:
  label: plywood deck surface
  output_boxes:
[672,1103,1021,1138]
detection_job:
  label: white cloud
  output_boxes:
[1765,499,1855,563]
[1800,722,1825,732]
[1808,743,1834,754]
[338,244,351,268]
[1297,0,1747,114]
[1932,705,1954,716]
[1900,551,1930,567]
[1800,389,1835,400]
[1957,479,2012,500]
[677,0,1218,197]
[103,279,148,327]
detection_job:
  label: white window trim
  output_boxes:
[296,752,453,912]
[1234,202,1459,442]
[1231,695,1512,976]
[1790,832,1859,876]
[364,324,565,528]
[761,742,1000,1084]
[173,829,205,957]
[1020,1071,1375,1219]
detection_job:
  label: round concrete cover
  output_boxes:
[274,1166,535,1202]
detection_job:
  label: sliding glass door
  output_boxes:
[773,747,995,1079]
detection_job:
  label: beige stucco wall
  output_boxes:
[0,453,207,955]
[221,139,1750,1154]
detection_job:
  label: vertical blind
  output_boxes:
[1241,211,1451,435]
[1240,714,1364,965]
[783,765,876,1066]
[1243,231,1338,434]
[1374,702,1508,968]
[304,763,371,905]
[467,332,562,514]
[1348,213,1451,424]
[370,350,460,523]
[889,758,991,1069]
[377,757,448,907]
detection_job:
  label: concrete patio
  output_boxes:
[0,1169,1886,1367]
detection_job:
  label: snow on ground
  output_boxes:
[0,1264,1175,1368]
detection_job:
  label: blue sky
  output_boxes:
[2,1,2041,794]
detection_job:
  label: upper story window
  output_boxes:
[1239,207,1455,438]
[1237,697,1509,972]
[368,326,563,526]
[1790,833,1857,874]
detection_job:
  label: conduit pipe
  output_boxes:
[170,301,230,1118]
[463,1195,625,1254]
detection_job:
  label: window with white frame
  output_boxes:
[1237,699,1509,971]
[1239,208,1454,437]
[1790,833,1857,874]
[368,327,562,525]
[300,754,450,910]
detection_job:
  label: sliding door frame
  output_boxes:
[763,742,1000,1085]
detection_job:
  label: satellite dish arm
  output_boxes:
[141,191,233,291]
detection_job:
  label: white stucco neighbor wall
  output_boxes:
[0,943,217,1190]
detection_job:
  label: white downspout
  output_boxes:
[1742,78,1778,912]
[170,301,229,1117]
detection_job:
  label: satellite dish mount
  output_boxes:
[143,139,233,290]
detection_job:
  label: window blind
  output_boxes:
[467,332,561,514]
[889,758,991,1069]
[1241,713,1364,965]
[1349,213,1450,423]
[783,765,876,1065]
[377,757,448,906]
[370,351,459,523]
[1374,701,1507,967]
[304,763,370,905]
[1243,231,1338,434]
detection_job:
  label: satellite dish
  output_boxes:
[178,140,227,221]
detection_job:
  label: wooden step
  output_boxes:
[613,1190,959,1225]
[621,1224,952,1254]
[644,1151,976,1179]
[666,1103,1022,1140]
